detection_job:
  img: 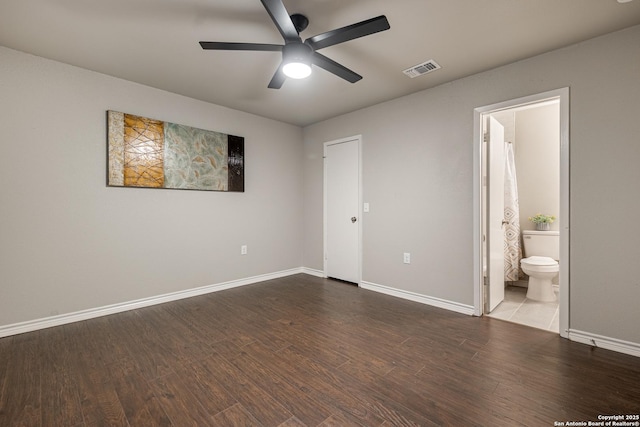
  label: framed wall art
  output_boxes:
[107,111,244,192]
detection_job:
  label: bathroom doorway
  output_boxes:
[473,88,569,338]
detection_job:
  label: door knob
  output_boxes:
[501,220,508,227]
[351,217,357,223]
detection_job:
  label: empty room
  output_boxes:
[1,0,639,426]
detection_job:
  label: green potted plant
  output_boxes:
[528,213,556,231]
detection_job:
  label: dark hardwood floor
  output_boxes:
[1,274,639,426]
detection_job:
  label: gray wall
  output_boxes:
[515,104,561,232]
[303,25,640,344]
[0,46,303,327]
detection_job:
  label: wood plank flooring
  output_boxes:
[0,274,638,426]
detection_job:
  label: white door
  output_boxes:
[325,138,360,283]
[487,116,505,312]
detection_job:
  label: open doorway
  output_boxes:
[473,88,569,338]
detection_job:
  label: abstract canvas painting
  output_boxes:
[107,111,244,192]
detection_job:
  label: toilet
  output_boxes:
[520,230,559,302]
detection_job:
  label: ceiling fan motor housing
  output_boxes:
[283,42,313,65]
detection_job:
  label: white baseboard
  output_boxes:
[568,329,640,358]
[0,268,304,339]
[6,270,637,359]
[360,280,475,316]
[301,267,326,278]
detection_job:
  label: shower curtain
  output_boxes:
[504,141,522,282]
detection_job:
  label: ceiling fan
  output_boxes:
[199,0,390,89]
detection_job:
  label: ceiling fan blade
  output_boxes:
[311,52,362,83]
[268,66,286,89]
[305,15,390,51]
[260,0,301,43]
[199,41,283,51]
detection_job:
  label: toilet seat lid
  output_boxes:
[522,256,557,266]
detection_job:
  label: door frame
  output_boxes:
[473,88,570,338]
[323,135,363,284]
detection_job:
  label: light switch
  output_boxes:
[364,202,370,212]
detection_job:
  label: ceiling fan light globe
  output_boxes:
[283,62,312,79]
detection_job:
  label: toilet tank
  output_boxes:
[522,230,559,260]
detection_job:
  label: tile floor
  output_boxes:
[487,283,559,333]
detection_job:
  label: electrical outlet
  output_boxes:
[403,253,411,264]
[241,245,247,255]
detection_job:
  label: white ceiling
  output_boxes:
[2,0,640,126]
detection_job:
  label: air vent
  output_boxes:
[403,59,441,78]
